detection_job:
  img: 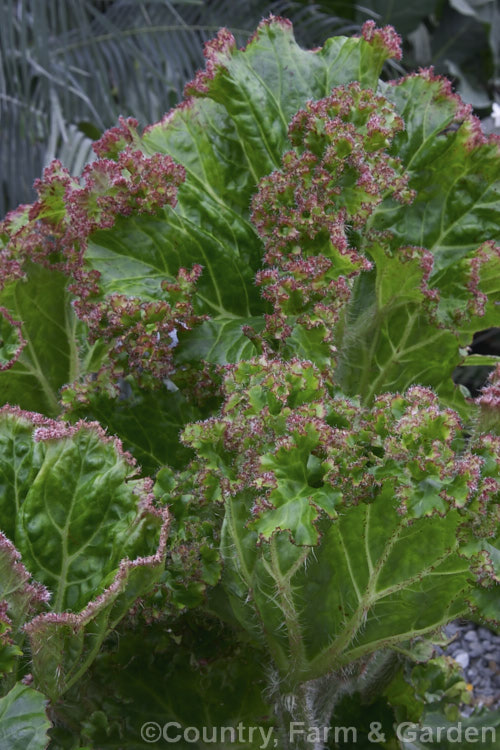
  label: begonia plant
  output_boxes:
[0,15,499,750]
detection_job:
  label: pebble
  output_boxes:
[478,627,494,640]
[454,651,470,669]
[464,630,478,642]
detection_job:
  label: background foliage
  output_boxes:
[1,0,499,217]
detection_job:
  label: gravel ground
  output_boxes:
[441,621,500,712]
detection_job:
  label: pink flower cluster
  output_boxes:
[92,116,139,158]
[0,116,195,390]
[70,265,206,392]
[184,27,236,96]
[0,529,51,607]
[1,130,185,283]
[1,162,82,278]
[360,20,402,61]
[475,364,500,416]
[0,306,26,371]
[0,599,13,646]
[182,359,497,542]
[467,241,500,317]
[251,83,414,350]
[70,148,185,235]
[0,243,24,292]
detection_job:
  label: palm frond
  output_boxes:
[6,0,490,217]
[1,0,237,215]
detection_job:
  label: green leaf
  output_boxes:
[176,317,264,366]
[182,360,499,687]
[336,254,465,408]
[152,465,223,612]
[251,429,340,545]
[466,585,500,625]
[0,531,49,688]
[226,498,471,687]
[334,72,500,406]
[0,682,50,750]
[460,355,500,366]
[0,410,161,613]
[0,309,24,373]
[0,639,22,683]
[16,432,141,612]
[381,83,499,268]
[0,265,80,417]
[50,616,274,750]
[383,655,497,743]
[63,383,202,475]
[0,408,169,700]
